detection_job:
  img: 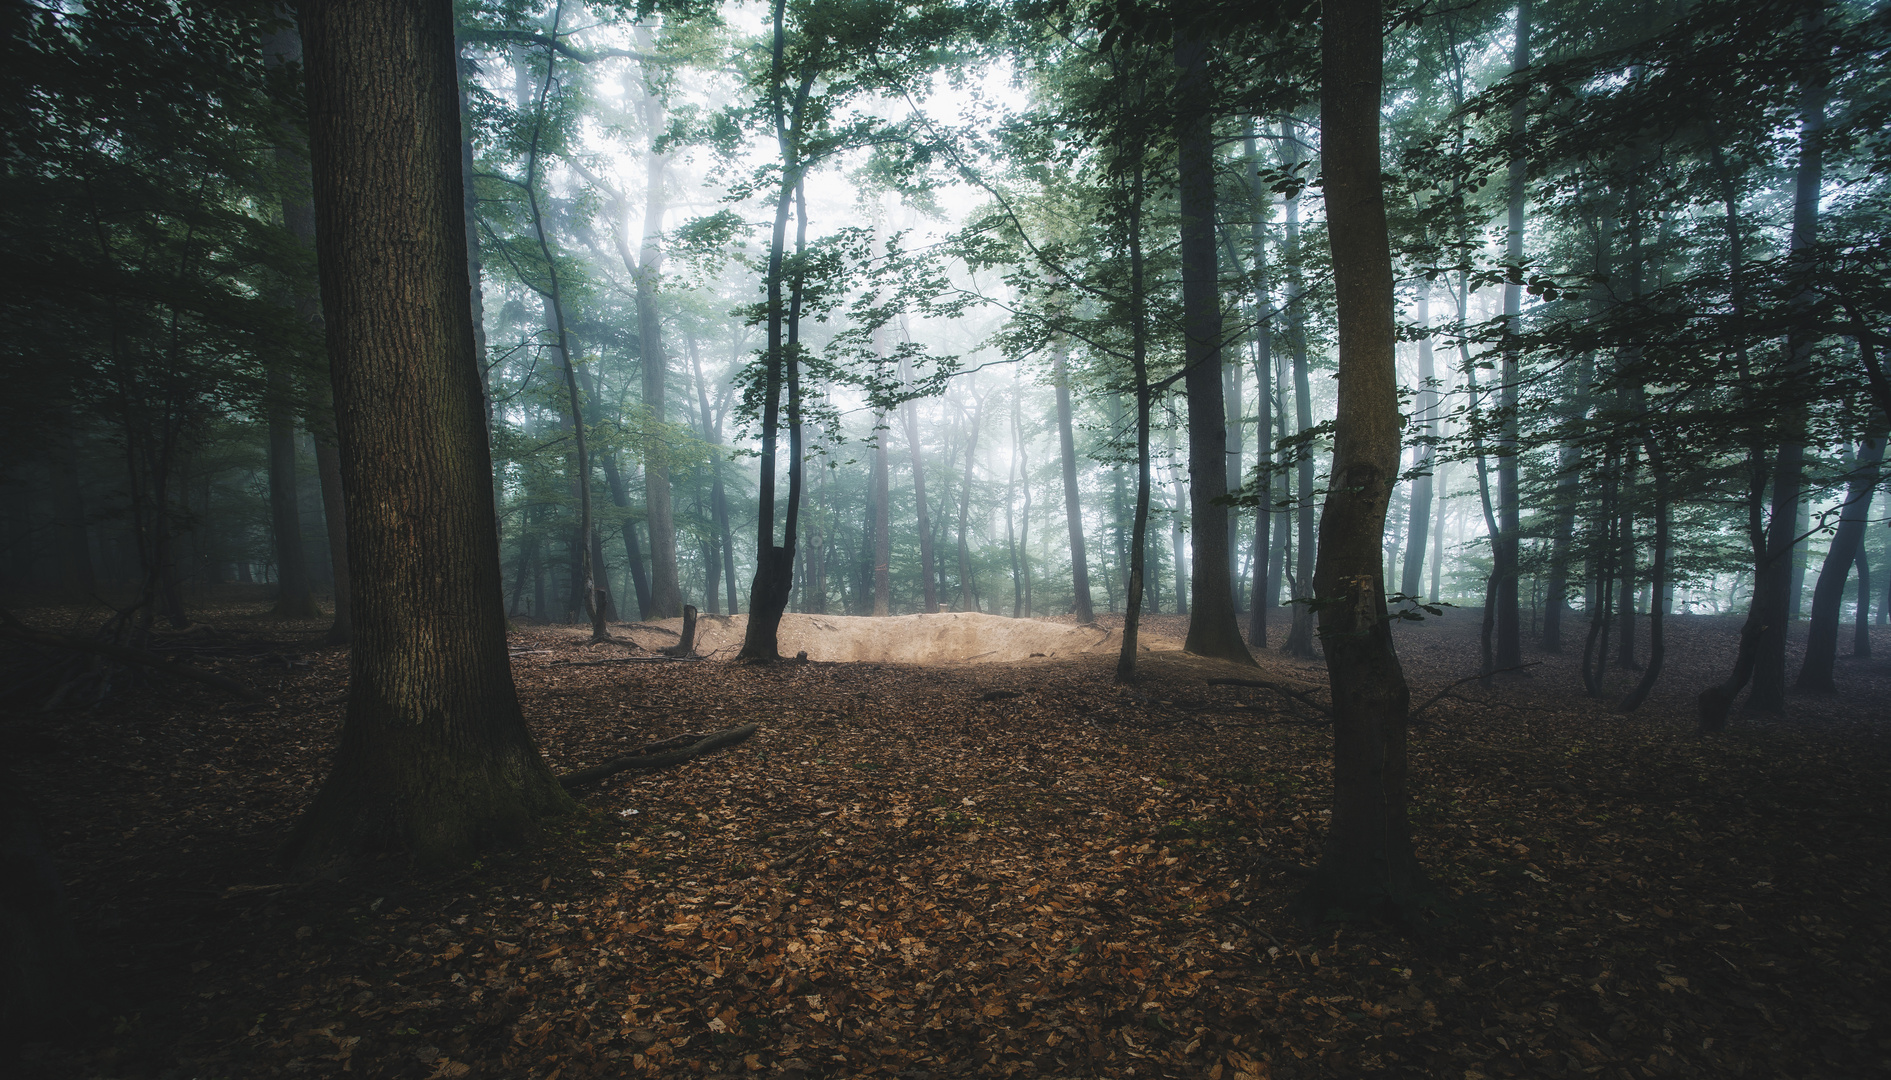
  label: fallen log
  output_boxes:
[559,723,759,790]
[548,655,702,667]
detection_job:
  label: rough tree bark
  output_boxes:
[285,0,573,869]
[1295,0,1425,921]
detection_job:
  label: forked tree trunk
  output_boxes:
[1295,0,1424,921]
[1175,24,1254,666]
[287,0,572,869]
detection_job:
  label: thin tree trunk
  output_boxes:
[1245,125,1274,646]
[1116,155,1153,684]
[956,393,984,613]
[1492,0,1530,670]
[1400,288,1436,599]
[1618,435,1669,713]
[1054,341,1093,622]
[904,384,940,614]
[1855,544,1872,654]
[1282,118,1318,659]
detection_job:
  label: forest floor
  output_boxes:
[6,590,1891,1080]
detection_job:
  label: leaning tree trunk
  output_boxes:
[1054,341,1094,622]
[1295,0,1425,921]
[1796,425,1884,691]
[904,381,941,615]
[286,0,573,869]
[1175,25,1253,665]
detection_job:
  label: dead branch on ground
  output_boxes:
[559,723,759,790]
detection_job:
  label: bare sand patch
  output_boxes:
[561,611,1189,664]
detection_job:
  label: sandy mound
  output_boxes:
[616,611,1185,664]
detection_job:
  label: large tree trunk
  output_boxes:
[1796,425,1884,691]
[1492,0,1530,670]
[1296,0,1423,921]
[287,0,573,869]
[1053,342,1094,622]
[1282,120,1318,660]
[1174,26,1253,665]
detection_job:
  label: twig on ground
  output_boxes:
[765,840,820,871]
[1409,661,1544,723]
[1205,677,1334,718]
